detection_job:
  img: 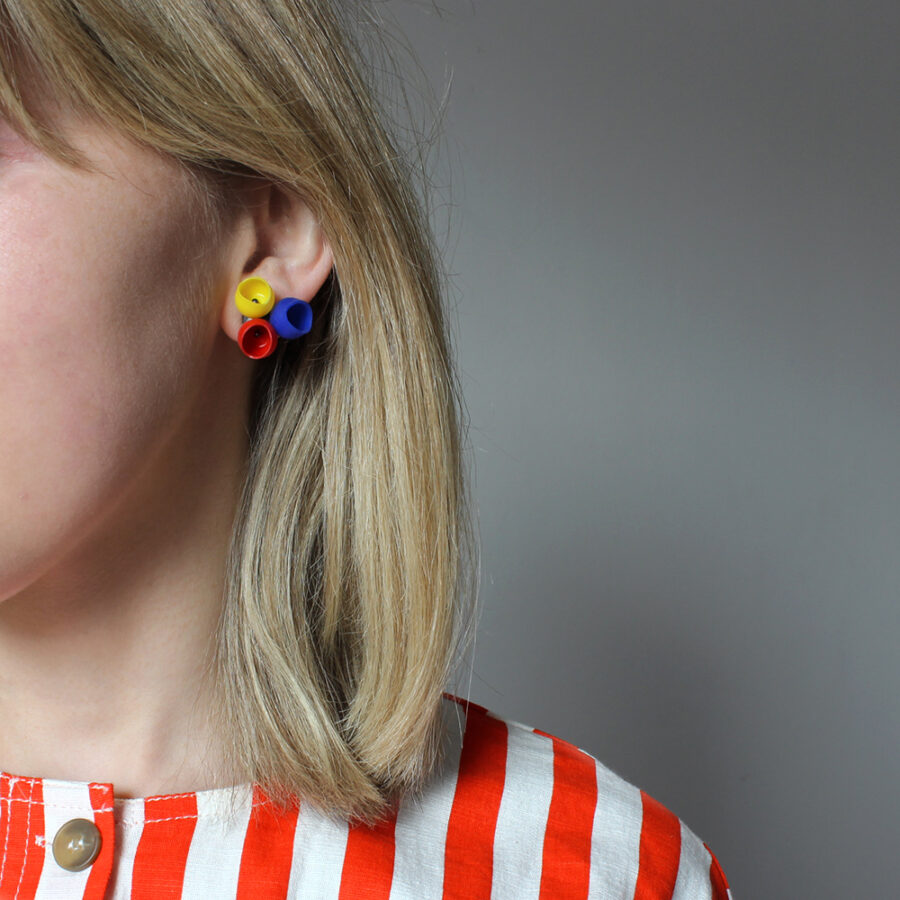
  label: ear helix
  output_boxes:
[234,276,314,359]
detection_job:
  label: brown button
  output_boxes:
[52,818,102,871]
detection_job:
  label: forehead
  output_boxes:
[0,111,191,208]
[0,64,173,178]
[0,116,43,163]
[0,32,229,237]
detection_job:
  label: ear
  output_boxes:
[220,182,334,343]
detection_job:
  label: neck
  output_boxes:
[0,348,253,799]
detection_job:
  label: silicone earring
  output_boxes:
[235,276,275,317]
[269,296,313,340]
[234,277,313,360]
[237,318,279,359]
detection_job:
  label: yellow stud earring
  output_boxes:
[234,277,275,317]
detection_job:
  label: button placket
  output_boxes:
[37,777,115,892]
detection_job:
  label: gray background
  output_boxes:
[382,2,900,897]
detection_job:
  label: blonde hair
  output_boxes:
[0,0,475,821]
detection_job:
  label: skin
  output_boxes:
[0,109,333,798]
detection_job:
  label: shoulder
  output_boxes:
[425,695,733,899]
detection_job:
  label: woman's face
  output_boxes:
[0,111,245,601]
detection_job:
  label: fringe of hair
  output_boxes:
[0,0,476,822]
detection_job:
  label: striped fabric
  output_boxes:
[0,697,732,899]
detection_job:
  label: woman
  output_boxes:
[0,0,732,897]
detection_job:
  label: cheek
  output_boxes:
[0,338,170,598]
[0,168,212,598]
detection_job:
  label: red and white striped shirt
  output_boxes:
[0,696,732,899]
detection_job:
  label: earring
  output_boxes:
[234,276,314,359]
